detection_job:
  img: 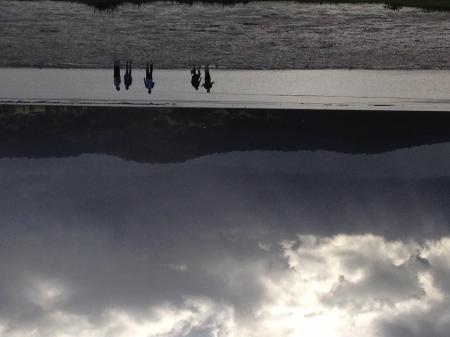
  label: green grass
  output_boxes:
[53,0,450,10]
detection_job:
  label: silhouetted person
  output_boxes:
[191,65,202,90]
[114,60,121,91]
[124,60,132,90]
[144,63,155,94]
[202,65,214,93]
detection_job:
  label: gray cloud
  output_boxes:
[322,253,430,310]
[1,146,450,336]
[379,299,450,337]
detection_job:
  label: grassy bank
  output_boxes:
[2,105,450,161]
[52,0,450,10]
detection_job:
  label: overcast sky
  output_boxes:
[0,144,450,337]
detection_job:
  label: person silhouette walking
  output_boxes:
[124,60,133,90]
[114,60,121,91]
[202,65,214,93]
[191,65,202,90]
[144,63,155,94]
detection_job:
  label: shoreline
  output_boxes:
[0,65,447,71]
[2,68,450,111]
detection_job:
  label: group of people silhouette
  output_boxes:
[190,65,214,93]
[114,60,155,93]
[113,61,214,93]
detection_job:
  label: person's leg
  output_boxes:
[150,64,153,80]
[123,62,127,84]
[146,64,149,79]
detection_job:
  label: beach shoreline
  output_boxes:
[2,68,450,111]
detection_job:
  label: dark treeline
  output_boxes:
[1,104,450,163]
[45,0,450,10]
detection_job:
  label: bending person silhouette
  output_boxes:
[124,60,132,90]
[144,63,155,94]
[114,60,121,91]
[202,65,214,93]
[191,66,202,90]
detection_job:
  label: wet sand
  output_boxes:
[1,68,450,110]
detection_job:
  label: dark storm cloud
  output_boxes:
[2,144,450,240]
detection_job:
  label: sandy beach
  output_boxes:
[1,68,450,110]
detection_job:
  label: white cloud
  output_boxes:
[2,233,450,337]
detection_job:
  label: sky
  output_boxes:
[0,144,450,337]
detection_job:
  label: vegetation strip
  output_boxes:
[45,0,450,11]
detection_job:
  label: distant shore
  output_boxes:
[1,104,450,163]
[64,0,450,11]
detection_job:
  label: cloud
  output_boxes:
[378,296,450,337]
[1,148,450,337]
[169,264,189,272]
[4,231,449,337]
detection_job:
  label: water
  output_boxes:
[1,0,450,69]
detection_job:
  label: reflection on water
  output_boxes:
[1,106,450,337]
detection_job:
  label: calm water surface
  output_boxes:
[1,0,450,69]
